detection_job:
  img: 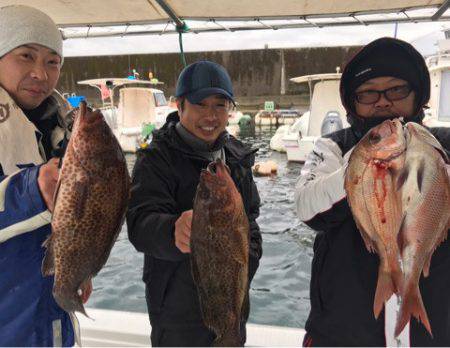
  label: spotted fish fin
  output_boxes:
[69,312,82,347]
[41,236,55,276]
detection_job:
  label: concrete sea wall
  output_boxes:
[58,46,360,111]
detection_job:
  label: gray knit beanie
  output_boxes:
[0,5,63,63]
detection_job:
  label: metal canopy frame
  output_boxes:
[3,0,450,39]
[61,14,450,39]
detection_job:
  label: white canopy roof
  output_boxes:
[2,0,449,37]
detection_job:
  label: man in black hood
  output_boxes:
[294,37,450,346]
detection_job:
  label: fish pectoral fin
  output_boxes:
[73,180,89,220]
[416,159,426,194]
[396,165,410,191]
[41,236,55,276]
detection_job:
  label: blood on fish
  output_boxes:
[372,161,388,224]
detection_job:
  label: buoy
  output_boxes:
[252,160,278,176]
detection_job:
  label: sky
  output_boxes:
[63,21,450,58]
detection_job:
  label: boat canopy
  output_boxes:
[2,0,449,38]
[78,78,163,88]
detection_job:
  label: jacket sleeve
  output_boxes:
[126,150,186,262]
[0,166,51,243]
[294,137,353,232]
[247,176,262,283]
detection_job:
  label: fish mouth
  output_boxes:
[206,159,231,176]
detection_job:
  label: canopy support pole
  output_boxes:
[153,0,189,66]
[432,0,450,20]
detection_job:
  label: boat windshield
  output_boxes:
[154,92,168,107]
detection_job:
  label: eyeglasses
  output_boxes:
[354,85,412,105]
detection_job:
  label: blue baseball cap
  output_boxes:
[175,60,235,105]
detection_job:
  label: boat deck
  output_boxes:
[79,308,305,346]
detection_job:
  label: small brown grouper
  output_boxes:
[191,159,250,347]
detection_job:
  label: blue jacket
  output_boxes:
[0,88,74,346]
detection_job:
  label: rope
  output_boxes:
[176,22,190,67]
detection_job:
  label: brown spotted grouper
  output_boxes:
[42,102,130,315]
[191,159,249,347]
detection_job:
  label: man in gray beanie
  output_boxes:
[0,5,90,346]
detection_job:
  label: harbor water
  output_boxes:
[88,125,316,329]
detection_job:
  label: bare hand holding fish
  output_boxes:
[37,157,60,212]
[175,210,192,253]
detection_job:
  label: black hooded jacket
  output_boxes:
[295,38,450,346]
[126,113,262,329]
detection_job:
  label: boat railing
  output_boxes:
[426,53,450,68]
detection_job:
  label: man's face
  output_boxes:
[0,44,62,110]
[177,94,232,144]
[354,76,416,119]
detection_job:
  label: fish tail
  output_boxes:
[395,285,432,338]
[213,321,242,347]
[374,269,395,319]
[214,333,241,347]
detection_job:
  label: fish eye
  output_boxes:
[369,132,381,144]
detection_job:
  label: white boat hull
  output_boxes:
[78,308,305,347]
[284,136,315,163]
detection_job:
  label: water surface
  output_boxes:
[88,125,315,329]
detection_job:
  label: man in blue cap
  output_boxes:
[127,60,262,346]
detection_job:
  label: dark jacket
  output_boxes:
[126,114,262,329]
[301,126,450,346]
